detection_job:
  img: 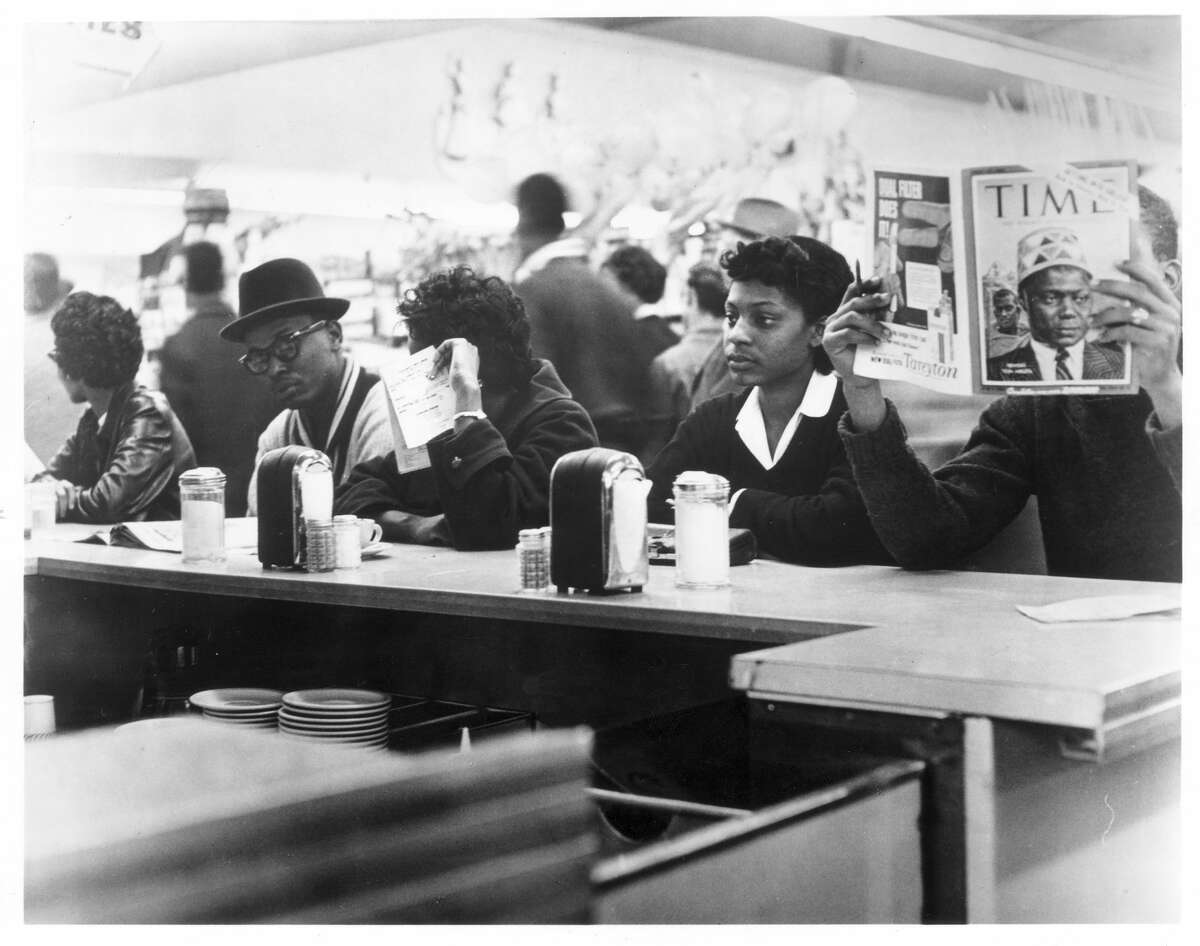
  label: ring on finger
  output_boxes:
[1130,307,1149,325]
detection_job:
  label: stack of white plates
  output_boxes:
[188,688,284,729]
[278,689,392,751]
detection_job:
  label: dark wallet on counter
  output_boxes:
[646,524,758,566]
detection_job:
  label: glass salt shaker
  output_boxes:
[516,527,551,593]
[333,514,362,569]
[672,471,730,589]
[179,467,226,564]
[303,518,336,573]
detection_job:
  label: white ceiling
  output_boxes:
[21,16,1182,259]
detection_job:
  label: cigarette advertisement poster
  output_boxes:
[968,161,1136,393]
[855,169,972,395]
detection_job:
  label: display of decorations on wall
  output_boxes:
[433,56,866,248]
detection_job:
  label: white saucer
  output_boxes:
[361,543,388,558]
[282,688,391,713]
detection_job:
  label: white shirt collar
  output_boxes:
[634,302,663,321]
[513,236,588,283]
[734,371,838,470]
[1030,337,1084,381]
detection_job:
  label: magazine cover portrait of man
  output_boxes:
[970,163,1134,391]
[985,226,1125,383]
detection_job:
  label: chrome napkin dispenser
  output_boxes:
[550,447,650,595]
[256,446,333,569]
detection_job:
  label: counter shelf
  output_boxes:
[23,528,1182,923]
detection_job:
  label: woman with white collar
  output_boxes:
[646,236,889,565]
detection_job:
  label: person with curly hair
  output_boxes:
[34,292,196,523]
[335,267,597,549]
[646,237,889,565]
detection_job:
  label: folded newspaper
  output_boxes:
[79,517,260,553]
[856,159,1138,396]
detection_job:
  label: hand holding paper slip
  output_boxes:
[379,348,457,474]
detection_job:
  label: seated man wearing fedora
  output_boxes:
[220,258,392,513]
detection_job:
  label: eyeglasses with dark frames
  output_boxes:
[238,321,328,375]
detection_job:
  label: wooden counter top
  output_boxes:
[25,528,1181,728]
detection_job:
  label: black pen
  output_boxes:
[854,259,864,296]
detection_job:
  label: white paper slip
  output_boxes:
[379,347,456,448]
[1016,595,1179,624]
[379,370,432,474]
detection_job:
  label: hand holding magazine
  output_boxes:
[852,160,1139,396]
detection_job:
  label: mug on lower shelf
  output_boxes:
[25,694,56,740]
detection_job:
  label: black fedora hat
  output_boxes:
[220,258,349,342]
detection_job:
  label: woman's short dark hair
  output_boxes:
[604,245,667,304]
[399,267,535,388]
[720,236,852,375]
[50,292,144,388]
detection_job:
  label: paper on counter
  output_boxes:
[380,347,455,447]
[1016,595,1179,624]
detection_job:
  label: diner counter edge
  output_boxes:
[23,526,1182,733]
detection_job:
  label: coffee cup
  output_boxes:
[356,518,383,547]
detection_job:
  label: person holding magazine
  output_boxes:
[646,236,890,566]
[821,185,1182,582]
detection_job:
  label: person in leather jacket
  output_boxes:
[35,292,196,523]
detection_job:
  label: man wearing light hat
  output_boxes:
[986,227,1125,382]
[689,198,802,410]
[220,258,392,514]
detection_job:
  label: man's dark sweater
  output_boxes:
[838,393,1182,582]
[647,384,890,565]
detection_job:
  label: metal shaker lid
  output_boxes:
[179,467,226,486]
[672,470,729,496]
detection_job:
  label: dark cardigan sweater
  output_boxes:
[838,393,1182,582]
[334,360,597,550]
[646,383,890,566]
